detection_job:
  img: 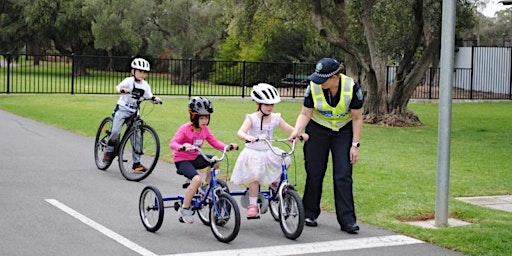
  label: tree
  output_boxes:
[24,0,96,75]
[305,0,446,126]
[217,0,479,126]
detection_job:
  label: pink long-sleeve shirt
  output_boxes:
[169,123,226,162]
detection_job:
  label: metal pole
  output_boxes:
[435,0,456,227]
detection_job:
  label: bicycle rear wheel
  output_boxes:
[279,189,305,240]
[139,186,164,232]
[118,125,160,182]
[210,193,240,243]
[94,117,113,170]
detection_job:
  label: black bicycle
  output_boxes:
[94,97,162,182]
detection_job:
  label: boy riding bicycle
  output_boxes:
[103,57,162,172]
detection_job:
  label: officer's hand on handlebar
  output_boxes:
[287,131,309,142]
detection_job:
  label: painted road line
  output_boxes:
[45,199,157,256]
[165,235,425,256]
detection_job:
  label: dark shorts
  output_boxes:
[174,154,213,180]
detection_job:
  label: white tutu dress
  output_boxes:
[230,113,291,187]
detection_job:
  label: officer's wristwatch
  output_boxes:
[352,142,360,148]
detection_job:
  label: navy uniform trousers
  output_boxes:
[303,120,356,227]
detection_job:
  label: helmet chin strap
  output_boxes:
[132,70,141,82]
[258,105,269,130]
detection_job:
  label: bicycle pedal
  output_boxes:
[178,217,185,223]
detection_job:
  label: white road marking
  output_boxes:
[45,199,157,256]
[164,235,424,256]
[45,199,424,256]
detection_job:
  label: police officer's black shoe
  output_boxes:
[305,217,317,227]
[340,223,359,234]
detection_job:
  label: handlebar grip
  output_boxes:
[298,135,304,141]
[178,146,186,151]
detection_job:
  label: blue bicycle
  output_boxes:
[230,138,305,240]
[138,145,241,243]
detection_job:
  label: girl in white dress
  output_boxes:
[231,83,306,219]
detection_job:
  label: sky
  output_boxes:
[480,0,510,17]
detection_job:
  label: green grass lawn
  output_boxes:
[1,94,511,256]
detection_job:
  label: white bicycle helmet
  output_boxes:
[131,58,150,72]
[250,83,281,104]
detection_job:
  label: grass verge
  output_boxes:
[1,94,511,256]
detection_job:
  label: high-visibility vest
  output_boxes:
[310,74,354,131]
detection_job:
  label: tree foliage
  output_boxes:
[0,0,498,125]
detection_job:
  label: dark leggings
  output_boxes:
[174,154,213,180]
[303,121,356,226]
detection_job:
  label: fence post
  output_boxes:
[470,46,475,100]
[292,62,297,98]
[6,52,10,94]
[187,58,193,97]
[385,66,389,95]
[71,53,75,95]
[242,60,246,98]
[509,48,512,100]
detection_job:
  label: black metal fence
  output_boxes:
[1,53,510,100]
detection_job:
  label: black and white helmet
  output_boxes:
[131,58,150,72]
[189,96,214,115]
[250,83,281,104]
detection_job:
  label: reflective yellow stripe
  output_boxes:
[310,74,354,131]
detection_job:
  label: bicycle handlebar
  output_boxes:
[246,137,303,157]
[178,144,236,163]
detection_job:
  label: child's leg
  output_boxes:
[107,110,126,153]
[247,181,260,218]
[248,181,259,198]
[183,175,201,208]
[175,161,201,208]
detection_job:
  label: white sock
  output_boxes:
[249,197,258,205]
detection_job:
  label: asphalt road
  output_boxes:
[0,110,465,256]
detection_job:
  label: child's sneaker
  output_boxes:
[132,163,147,172]
[179,207,194,224]
[103,152,113,163]
[246,204,260,219]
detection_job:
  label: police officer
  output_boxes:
[289,57,364,234]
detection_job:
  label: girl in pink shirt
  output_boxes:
[169,96,237,224]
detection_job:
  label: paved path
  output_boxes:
[0,110,468,256]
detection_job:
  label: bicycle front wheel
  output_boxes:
[269,195,280,221]
[197,180,229,226]
[210,193,241,243]
[279,189,305,240]
[139,186,164,232]
[118,125,160,182]
[94,117,113,170]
